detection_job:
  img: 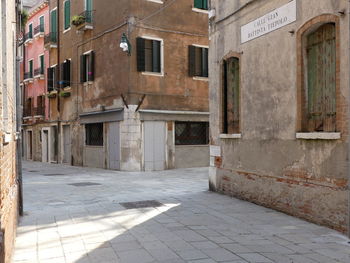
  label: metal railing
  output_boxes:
[34,106,45,116]
[24,31,33,42]
[44,32,57,45]
[34,24,45,35]
[34,67,44,76]
[24,72,33,80]
[23,107,33,117]
[81,10,93,24]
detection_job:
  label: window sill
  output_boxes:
[83,81,94,86]
[142,72,164,77]
[192,7,209,14]
[296,132,341,140]
[193,76,209,81]
[220,133,242,139]
[63,27,71,34]
[147,0,163,3]
[63,86,72,91]
[175,144,209,147]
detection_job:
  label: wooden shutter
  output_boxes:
[202,0,208,10]
[222,61,228,133]
[66,60,71,86]
[306,23,336,132]
[202,48,208,77]
[88,51,95,81]
[50,9,57,33]
[194,0,203,9]
[64,0,70,30]
[39,16,44,31]
[152,40,161,73]
[188,45,196,77]
[54,65,59,89]
[80,55,86,83]
[47,68,53,91]
[137,37,146,72]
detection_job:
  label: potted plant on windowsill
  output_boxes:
[59,91,71,98]
[47,92,57,99]
[71,15,86,27]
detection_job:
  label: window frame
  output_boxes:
[38,15,44,32]
[62,58,71,88]
[175,121,209,146]
[50,8,58,34]
[28,59,34,78]
[220,52,242,137]
[85,123,104,147]
[38,54,45,74]
[63,0,71,32]
[189,44,209,79]
[138,36,164,76]
[193,0,209,13]
[81,50,95,83]
[28,22,33,38]
[296,14,341,138]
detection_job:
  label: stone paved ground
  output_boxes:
[13,161,350,263]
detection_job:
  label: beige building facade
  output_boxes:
[209,0,350,233]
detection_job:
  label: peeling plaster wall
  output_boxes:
[209,0,349,232]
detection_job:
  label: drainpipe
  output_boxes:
[56,0,61,163]
[348,0,350,239]
[15,0,23,216]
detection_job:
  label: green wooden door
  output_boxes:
[306,23,336,132]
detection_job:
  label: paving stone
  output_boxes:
[12,162,350,263]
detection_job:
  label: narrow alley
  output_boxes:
[13,162,350,263]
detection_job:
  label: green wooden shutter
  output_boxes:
[40,55,44,74]
[201,48,208,77]
[137,37,146,72]
[203,0,208,10]
[306,23,336,132]
[50,9,57,33]
[226,57,240,133]
[152,40,161,73]
[86,0,92,11]
[194,0,203,9]
[47,68,53,90]
[29,24,33,38]
[29,60,33,77]
[222,61,228,133]
[188,45,196,77]
[39,16,44,32]
[88,51,95,81]
[64,0,71,30]
[80,55,86,83]
[65,60,71,86]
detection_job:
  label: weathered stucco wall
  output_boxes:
[175,145,209,168]
[209,0,349,232]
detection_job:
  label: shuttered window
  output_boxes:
[137,37,162,73]
[39,16,44,32]
[306,23,336,132]
[28,60,33,77]
[28,23,33,38]
[80,51,95,83]
[39,55,44,74]
[50,9,57,34]
[223,57,240,134]
[64,0,71,30]
[189,45,208,78]
[47,66,58,91]
[194,0,208,10]
[61,59,71,87]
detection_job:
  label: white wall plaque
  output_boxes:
[241,0,296,43]
[210,145,221,157]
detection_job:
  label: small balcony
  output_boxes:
[34,68,45,80]
[44,32,57,49]
[24,32,33,46]
[34,105,45,117]
[72,10,93,31]
[23,72,34,83]
[34,25,45,38]
[23,107,33,118]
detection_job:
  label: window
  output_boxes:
[137,37,162,73]
[85,0,93,23]
[64,0,71,30]
[47,65,58,91]
[28,23,33,38]
[50,9,57,34]
[39,16,44,32]
[28,60,33,78]
[61,59,71,87]
[222,57,240,134]
[80,51,94,83]
[189,45,208,78]
[85,123,103,146]
[175,122,209,145]
[304,23,336,132]
[194,0,208,10]
[39,55,44,74]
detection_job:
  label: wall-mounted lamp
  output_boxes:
[120,33,131,55]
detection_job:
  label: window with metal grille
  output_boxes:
[222,57,240,134]
[304,23,336,132]
[85,123,103,146]
[189,45,208,78]
[175,122,209,145]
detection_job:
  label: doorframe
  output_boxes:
[41,127,51,163]
[107,121,121,170]
[142,121,168,171]
[61,124,71,164]
[26,129,33,160]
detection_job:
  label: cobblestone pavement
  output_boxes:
[13,161,350,263]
